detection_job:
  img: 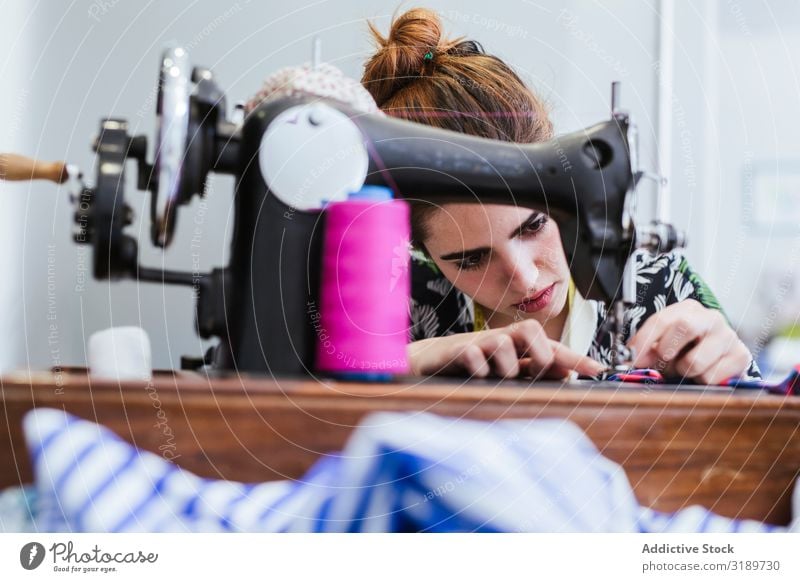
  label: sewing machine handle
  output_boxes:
[0,153,69,184]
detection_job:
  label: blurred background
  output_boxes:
[1,0,798,376]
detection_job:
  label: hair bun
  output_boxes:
[363,8,453,106]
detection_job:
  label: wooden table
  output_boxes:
[1,370,798,525]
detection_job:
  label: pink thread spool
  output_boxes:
[315,187,410,378]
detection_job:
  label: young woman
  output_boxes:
[361,8,757,383]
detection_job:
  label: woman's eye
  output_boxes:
[521,216,547,235]
[455,253,485,270]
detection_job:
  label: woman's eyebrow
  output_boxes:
[437,212,544,261]
[439,246,491,261]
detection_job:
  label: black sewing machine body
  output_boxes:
[73,49,682,376]
[218,97,633,374]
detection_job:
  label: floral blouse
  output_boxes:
[409,249,760,380]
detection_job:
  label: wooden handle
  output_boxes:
[0,153,68,183]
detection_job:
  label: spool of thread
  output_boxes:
[315,186,410,379]
[88,326,153,381]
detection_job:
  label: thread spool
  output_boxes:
[88,326,152,381]
[315,186,410,379]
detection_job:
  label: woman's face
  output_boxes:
[422,203,571,327]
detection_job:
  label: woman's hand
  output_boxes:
[627,299,752,384]
[408,319,604,379]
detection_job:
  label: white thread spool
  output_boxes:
[88,327,152,381]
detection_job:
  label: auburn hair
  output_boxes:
[361,7,553,245]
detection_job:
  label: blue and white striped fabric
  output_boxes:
[18,408,796,533]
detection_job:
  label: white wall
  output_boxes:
[8,0,663,370]
[667,0,800,354]
[0,2,34,372]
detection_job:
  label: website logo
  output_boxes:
[20,542,46,570]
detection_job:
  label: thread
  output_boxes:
[315,187,410,378]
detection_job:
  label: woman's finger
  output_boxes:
[696,353,749,385]
[454,343,491,378]
[651,314,709,366]
[672,328,729,381]
[521,339,556,379]
[479,333,520,378]
[522,340,603,379]
[629,300,704,367]
[694,342,752,385]
[548,340,605,377]
[507,319,547,358]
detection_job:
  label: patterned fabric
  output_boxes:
[246,62,381,115]
[6,408,791,533]
[410,249,761,379]
[0,485,37,532]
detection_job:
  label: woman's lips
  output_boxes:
[514,283,555,313]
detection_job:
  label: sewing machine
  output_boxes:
[3,47,798,530]
[12,47,686,376]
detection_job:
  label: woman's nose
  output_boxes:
[501,255,539,295]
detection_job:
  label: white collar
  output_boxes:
[559,288,598,357]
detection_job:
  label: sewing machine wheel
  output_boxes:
[152,46,191,248]
[76,119,137,280]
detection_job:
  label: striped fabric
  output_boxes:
[19,408,794,533]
